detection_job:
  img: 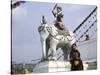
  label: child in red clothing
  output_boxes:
[70,43,83,71]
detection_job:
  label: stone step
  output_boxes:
[33,61,88,73]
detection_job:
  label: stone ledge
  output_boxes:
[33,61,88,73]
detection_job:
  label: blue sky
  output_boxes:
[12,1,96,63]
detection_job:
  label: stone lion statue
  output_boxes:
[38,16,76,61]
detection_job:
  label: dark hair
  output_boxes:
[72,43,77,47]
[57,6,62,11]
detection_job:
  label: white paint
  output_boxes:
[33,60,88,73]
[77,39,97,60]
[33,61,71,73]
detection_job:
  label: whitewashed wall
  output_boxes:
[77,39,97,60]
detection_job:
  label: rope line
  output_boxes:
[73,7,97,33]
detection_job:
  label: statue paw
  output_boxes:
[41,58,48,62]
[50,57,57,61]
[50,59,55,61]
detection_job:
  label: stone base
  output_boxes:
[33,60,88,73]
[33,61,71,73]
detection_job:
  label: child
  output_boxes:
[70,43,83,71]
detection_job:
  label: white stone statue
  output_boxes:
[38,16,76,61]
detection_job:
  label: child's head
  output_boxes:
[71,43,77,50]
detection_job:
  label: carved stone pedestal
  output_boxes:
[33,61,71,73]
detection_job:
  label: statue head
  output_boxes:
[55,22,64,30]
